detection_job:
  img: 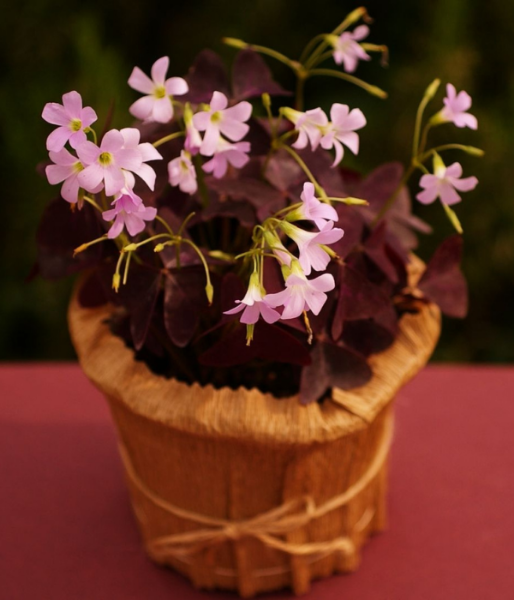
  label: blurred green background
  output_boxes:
[1,0,512,362]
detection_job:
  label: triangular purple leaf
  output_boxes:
[418,235,468,318]
[232,49,291,101]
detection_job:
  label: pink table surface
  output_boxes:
[1,364,513,599]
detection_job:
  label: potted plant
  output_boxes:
[35,7,480,596]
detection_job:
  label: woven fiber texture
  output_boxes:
[68,268,441,596]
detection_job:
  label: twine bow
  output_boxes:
[118,413,393,561]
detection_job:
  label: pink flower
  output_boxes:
[224,273,281,325]
[287,182,338,229]
[331,25,371,73]
[263,230,292,267]
[168,150,198,194]
[320,104,366,165]
[280,221,344,276]
[45,148,97,203]
[416,161,478,206]
[440,84,478,130]
[76,130,144,197]
[42,91,97,152]
[128,56,188,124]
[283,107,328,152]
[102,190,157,238]
[265,263,336,320]
[192,92,252,156]
[202,139,250,179]
[184,104,202,155]
[119,128,162,191]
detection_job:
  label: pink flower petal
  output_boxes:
[120,127,140,148]
[152,97,173,124]
[76,141,100,165]
[451,175,478,193]
[260,303,281,324]
[224,302,245,316]
[210,91,228,112]
[192,111,210,131]
[240,303,261,325]
[309,273,335,293]
[101,130,124,153]
[77,164,104,193]
[60,175,80,203]
[282,293,305,320]
[165,77,188,96]
[439,182,461,206]
[151,57,169,86]
[46,127,71,152]
[129,96,155,121]
[69,130,87,149]
[223,101,252,122]
[116,148,143,171]
[107,215,125,239]
[352,25,369,41]
[220,117,249,142]
[200,125,220,156]
[416,187,438,205]
[45,163,74,185]
[103,167,125,197]
[128,67,155,94]
[339,131,359,154]
[445,163,463,179]
[42,102,69,126]
[49,148,77,166]
[80,106,97,127]
[264,289,289,308]
[62,91,83,119]
[133,163,157,191]
[305,290,326,315]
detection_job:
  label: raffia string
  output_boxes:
[118,412,393,561]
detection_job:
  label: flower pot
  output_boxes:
[68,274,441,597]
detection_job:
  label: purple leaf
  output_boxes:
[232,49,291,101]
[341,319,396,357]
[330,205,365,259]
[331,263,390,340]
[199,322,312,367]
[117,265,162,351]
[184,50,230,103]
[300,341,372,404]
[206,175,286,221]
[77,270,109,308]
[36,199,106,279]
[164,266,210,347]
[418,235,468,318]
[363,222,399,283]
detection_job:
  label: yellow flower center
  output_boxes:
[211,111,222,124]
[154,86,167,99]
[70,118,82,132]
[98,152,113,166]
[73,161,84,173]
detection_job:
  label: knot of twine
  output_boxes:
[118,413,393,561]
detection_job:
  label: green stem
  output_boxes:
[122,251,132,285]
[307,68,387,98]
[155,215,174,236]
[82,196,103,213]
[281,145,327,198]
[223,38,299,73]
[420,144,485,161]
[153,131,185,148]
[299,33,328,65]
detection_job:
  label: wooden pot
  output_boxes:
[68,277,440,597]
